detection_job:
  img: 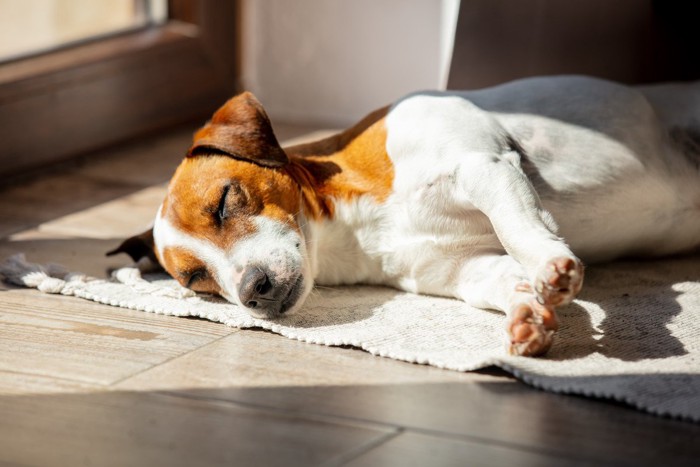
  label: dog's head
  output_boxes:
[109,92,314,318]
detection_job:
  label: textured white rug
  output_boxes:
[2,253,699,422]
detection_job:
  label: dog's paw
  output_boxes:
[534,256,584,307]
[507,299,558,357]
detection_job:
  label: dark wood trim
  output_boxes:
[168,0,199,25]
[197,0,241,93]
[447,0,700,90]
[0,1,239,180]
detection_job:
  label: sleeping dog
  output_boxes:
[110,75,700,357]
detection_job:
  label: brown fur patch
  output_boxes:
[188,92,289,168]
[284,106,394,219]
[161,246,221,294]
[164,156,301,248]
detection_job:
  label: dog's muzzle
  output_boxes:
[237,265,304,318]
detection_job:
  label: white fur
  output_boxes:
[306,195,390,286]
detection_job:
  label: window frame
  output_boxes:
[0,0,239,180]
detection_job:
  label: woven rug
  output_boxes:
[1,253,699,422]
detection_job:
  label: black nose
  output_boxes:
[238,267,281,314]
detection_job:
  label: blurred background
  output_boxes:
[0,0,697,181]
[0,0,167,60]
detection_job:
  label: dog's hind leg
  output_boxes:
[454,253,560,357]
[454,147,585,307]
[387,93,584,304]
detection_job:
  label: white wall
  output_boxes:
[241,0,459,126]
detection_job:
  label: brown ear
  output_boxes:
[106,229,158,264]
[188,91,289,168]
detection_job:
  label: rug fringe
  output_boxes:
[0,253,93,295]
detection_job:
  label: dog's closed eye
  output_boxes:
[212,181,250,226]
[216,184,231,224]
[184,268,208,288]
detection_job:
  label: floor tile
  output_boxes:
[116,330,700,466]
[0,173,143,238]
[0,388,392,467]
[0,369,100,396]
[74,126,195,186]
[115,328,486,391]
[23,184,167,240]
[0,289,233,386]
[343,430,596,467]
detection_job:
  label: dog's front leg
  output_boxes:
[455,150,584,307]
[454,253,559,357]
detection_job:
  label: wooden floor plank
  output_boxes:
[115,330,700,466]
[21,184,168,240]
[0,289,233,386]
[72,126,195,187]
[0,173,146,238]
[114,328,488,390]
[0,389,393,467]
[342,430,599,467]
[0,369,101,396]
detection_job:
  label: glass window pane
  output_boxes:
[0,0,167,62]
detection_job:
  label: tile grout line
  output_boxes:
[154,390,401,432]
[322,428,404,467]
[106,329,240,387]
[0,369,104,388]
[398,426,606,465]
[152,389,596,464]
[329,426,613,467]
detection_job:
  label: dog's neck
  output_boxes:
[283,106,394,221]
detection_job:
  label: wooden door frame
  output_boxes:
[0,0,240,180]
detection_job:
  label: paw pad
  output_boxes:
[535,257,584,306]
[507,300,558,357]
